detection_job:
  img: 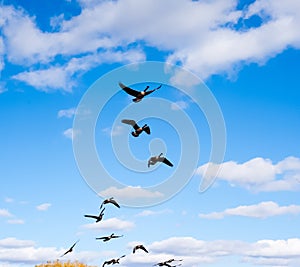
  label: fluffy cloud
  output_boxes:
[7,219,24,225]
[0,209,13,217]
[122,237,300,267]
[0,237,104,266]
[135,209,172,217]
[99,186,164,200]
[196,156,300,192]
[170,101,189,111]
[1,236,300,267]
[57,108,76,118]
[12,50,145,92]
[63,128,80,140]
[1,0,300,91]
[102,125,125,137]
[199,201,300,219]
[82,217,135,231]
[36,203,51,211]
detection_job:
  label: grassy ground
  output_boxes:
[35,260,97,267]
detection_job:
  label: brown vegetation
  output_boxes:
[35,260,97,267]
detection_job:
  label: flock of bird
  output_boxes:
[120,82,174,167]
[60,82,181,266]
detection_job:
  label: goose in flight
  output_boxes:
[84,207,105,222]
[153,260,182,267]
[122,119,151,137]
[133,244,149,253]
[148,153,173,167]
[96,233,123,242]
[119,82,162,102]
[60,240,79,257]
[102,255,126,266]
[100,197,120,209]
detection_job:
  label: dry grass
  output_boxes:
[35,260,97,267]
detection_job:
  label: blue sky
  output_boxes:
[1,0,300,266]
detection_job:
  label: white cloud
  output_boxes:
[0,209,13,217]
[36,203,51,211]
[7,219,25,225]
[1,236,300,267]
[170,101,189,111]
[1,0,300,92]
[0,237,105,266]
[199,201,300,219]
[63,128,80,140]
[102,125,125,137]
[4,198,14,203]
[0,238,34,248]
[12,65,75,93]
[123,237,300,267]
[12,49,144,92]
[83,217,135,231]
[136,209,172,217]
[0,37,4,72]
[99,186,164,200]
[196,156,300,192]
[169,68,202,89]
[57,108,76,118]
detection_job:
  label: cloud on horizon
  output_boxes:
[196,156,300,192]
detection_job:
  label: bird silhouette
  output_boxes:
[84,207,105,222]
[148,153,173,167]
[60,240,79,257]
[102,255,126,266]
[96,233,123,242]
[100,197,120,209]
[133,244,149,253]
[153,261,182,267]
[122,119,151,137]
[119,82,161,102]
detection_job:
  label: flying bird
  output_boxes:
[122,119,151,137]
[119,82,162,102]
[60,240,79,257]
[133,244,149,254]
[100,197,120,209]
[102,255,126,266]
[165,259,183,263]
[148,153,173,167]
[96,233,123,242]
[84,207,105,222]
[153,260,182,267]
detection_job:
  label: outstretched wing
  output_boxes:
[96,236,107,240]
[143,125,151,134]
[162,157,174,167]
[119,82,139,97]
[61,240,79,257]
[109,199,120,208]
[140,245,149,253]
[84,214,99,220]
[121,119,139,130]
[143,89,156,96]
[143,84,162,96]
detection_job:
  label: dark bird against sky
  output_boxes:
[96,233,123,242]
[133,244,149,253]
[119,82,162,102]
[60,240,79,257]
[122,119,151,137]
[100,197,120,209]
[102,255,126,266]
[84,207,105,222]
[148,152,174,167]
